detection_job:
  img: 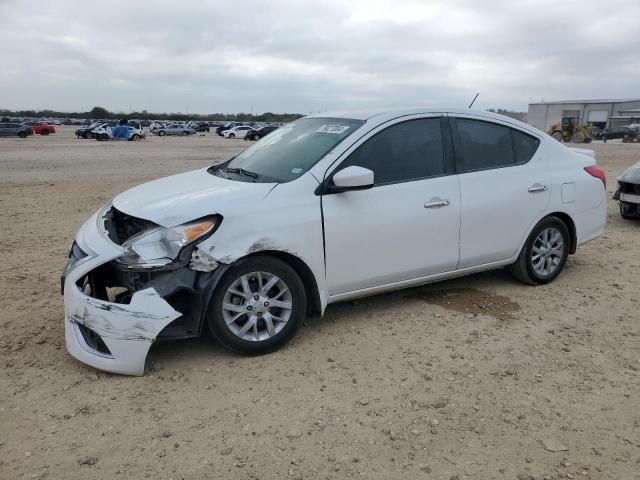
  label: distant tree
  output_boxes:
[88,106,110,119]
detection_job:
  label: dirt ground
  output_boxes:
[1,126,639,480]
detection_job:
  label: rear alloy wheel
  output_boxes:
[131,134,140,141]
[207,256,306,355]
[509,216,570,285]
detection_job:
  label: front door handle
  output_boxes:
[424,199,451,209]
[528,184,548,193]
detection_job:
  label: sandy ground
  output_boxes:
[0,126,639,480]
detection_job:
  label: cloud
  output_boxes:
[0,0,638,113]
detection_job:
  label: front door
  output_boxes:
[322,116,461,295]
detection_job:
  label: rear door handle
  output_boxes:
[424,199,451,209]
[528,184,548,193]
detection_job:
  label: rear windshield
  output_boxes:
[211,117,364,183]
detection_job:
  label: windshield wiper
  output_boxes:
[226,167,258,178]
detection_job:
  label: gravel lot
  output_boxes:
[1,126,639,479]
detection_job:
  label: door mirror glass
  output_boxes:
[330,166,374,192]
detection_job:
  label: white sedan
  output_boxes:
[222,125,254,139]
[62,108,606,375]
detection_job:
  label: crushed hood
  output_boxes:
[618,161,640,184]
[113,168,275,227]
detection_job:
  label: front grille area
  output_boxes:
[618,181,640,195]
[69,241,88,262]
[103,206,157,245]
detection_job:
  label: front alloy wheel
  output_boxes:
[222,272,292,341]
[207,256,306,354]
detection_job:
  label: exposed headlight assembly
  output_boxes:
[117,216,220,268]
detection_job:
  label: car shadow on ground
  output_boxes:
[146,267,518,371]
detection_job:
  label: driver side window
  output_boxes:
[338,117,444,186]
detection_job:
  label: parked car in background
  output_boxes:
[31,122,56,135]
[0,122,32,138]
[602,126,640,143]
[591,126,603,140]
[222,125,254,139]
[245,125,279,141]
[216,122,239,136]
[194,122,210,133]
[614,161,640,219]
[75,122,106,139]
[154,124,196,136]
[94,125,145,141]
[62,108,607,375]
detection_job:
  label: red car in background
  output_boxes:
[31,122,56,135]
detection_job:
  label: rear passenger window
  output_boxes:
[454,118,539,172]
[339,118,444,185]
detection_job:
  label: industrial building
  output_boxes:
[527,98,640,132]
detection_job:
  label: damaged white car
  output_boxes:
[62,108,607,375]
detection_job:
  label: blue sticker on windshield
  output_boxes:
[291,168,304,174]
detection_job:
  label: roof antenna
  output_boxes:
[468,92,479,108]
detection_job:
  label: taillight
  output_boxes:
[584,166,606,189]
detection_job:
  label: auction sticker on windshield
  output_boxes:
[316,124,350,134]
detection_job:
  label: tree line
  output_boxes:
[0,106,304,123]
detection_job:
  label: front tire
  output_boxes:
[206,256,307,355]
[509,216,570,285]
[229,133,235,138]
[41,129,49,136]
[158,130,166,136]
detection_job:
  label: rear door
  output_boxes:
[451,115,549,268]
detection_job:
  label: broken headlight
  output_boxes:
[116,216,219,268]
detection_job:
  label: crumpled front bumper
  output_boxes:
[62,210,181,376]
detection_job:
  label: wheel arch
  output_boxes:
[237,250,323,317]
[547,211,577,254]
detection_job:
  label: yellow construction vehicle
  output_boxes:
[548,116,592,143]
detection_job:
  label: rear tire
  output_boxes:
[229,133,235,138]
[509,216,570,285]
[18,132,27,138]
[206,256,306,355]
[41,129,49,136]
[131,134,140,141]
[182,131,189,136]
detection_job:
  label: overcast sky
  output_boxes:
[1,0,639,114]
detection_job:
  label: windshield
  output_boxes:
[211,117,364,183]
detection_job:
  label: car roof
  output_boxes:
[305,107,540,136]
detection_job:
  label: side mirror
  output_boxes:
[328,166,374,193]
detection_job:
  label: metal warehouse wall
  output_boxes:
[527,100,640,131]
